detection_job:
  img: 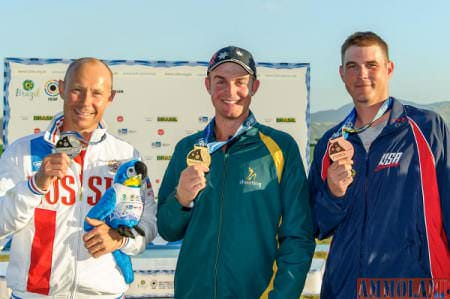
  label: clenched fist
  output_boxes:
[34,153,71,191]
[327,158,354,197]
[176,165,209,208]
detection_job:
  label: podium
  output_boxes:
[0,247,326,298]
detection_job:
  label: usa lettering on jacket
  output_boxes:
[375,152,403,171]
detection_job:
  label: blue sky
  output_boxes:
[1,0,450,112]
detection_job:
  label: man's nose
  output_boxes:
[79,90,93,103]
[224,82,237,95]
[357,65,369,78]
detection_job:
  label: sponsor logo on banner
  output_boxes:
[157,129,165,136]
[144,116,154,122]
[156,155,172,161]
[118,128,128,135]
[152,141,170,148]
[33,115,53,121]
[16,79,40,100]
[117,116,124,122]
[44,80,59,100]
[151,280,157,289]
[155,179,161,184]
[185,129,197,135]
[117,128,136,135]
[157,116,178,122]
[239,166,262,189]
[23,80,34,91]
[276,117,296,123]
[113,89,124,94]
[198,116,209,123]
[34,128,41,133]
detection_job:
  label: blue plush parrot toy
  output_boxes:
[84,159,147,284]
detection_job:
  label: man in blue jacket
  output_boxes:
[309,31,450,298]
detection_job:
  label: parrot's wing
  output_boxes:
[84,187,117,231]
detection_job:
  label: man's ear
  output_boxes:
[387,61,394,79]
[109,90,116,103]
[251,79,260,96]
[339,65,345,82]
[205,77,212,95]
[58,80,65,100]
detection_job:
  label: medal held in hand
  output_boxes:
[328,136,354,162]
[186,145,211,167]
[55,132,82,158]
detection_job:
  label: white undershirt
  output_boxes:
[357,119,388,152]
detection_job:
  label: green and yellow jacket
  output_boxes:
[157,122,315,299]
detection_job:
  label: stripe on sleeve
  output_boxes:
[409,117,450,278]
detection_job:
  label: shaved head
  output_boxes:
[64,58,113,89]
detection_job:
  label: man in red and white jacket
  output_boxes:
[0,58,157,298]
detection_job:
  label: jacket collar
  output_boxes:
[388,97,406,123]
[43,112,107,146]
[382,97,410,132]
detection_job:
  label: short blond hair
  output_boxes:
[341,31,389,63]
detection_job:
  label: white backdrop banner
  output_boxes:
[3,58,311,204]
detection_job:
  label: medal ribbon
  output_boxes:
[197,112,256,154]
[331,97,392,140]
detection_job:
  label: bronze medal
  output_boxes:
[328,136,354,162]
[55,133,82,158]
[186,145,211,167]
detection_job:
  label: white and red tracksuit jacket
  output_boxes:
[0,113,157,298]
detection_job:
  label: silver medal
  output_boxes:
[55,132,82,158]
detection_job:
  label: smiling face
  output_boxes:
[205,62,259,124]
[339,44,394,107]
[59,60,115,140]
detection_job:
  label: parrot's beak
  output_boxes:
[124,175,142,187]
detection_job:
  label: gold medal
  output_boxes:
[328,136,354,162]
[186,145,211,167]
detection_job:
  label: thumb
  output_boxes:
[85,216,105,227]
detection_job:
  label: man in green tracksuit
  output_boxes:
[157,46,315,299]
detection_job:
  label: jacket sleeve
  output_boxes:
[0,144,43,240]
[157,142,193,242]
[120,151,157,255]
[308,137,351,240]
[434,116,450,248]
[268,139,315,299]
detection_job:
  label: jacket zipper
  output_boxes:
[214,152,228,299]
[358,152,369,278]
[70,149,87,298]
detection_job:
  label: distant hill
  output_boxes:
[311,100,450,142]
